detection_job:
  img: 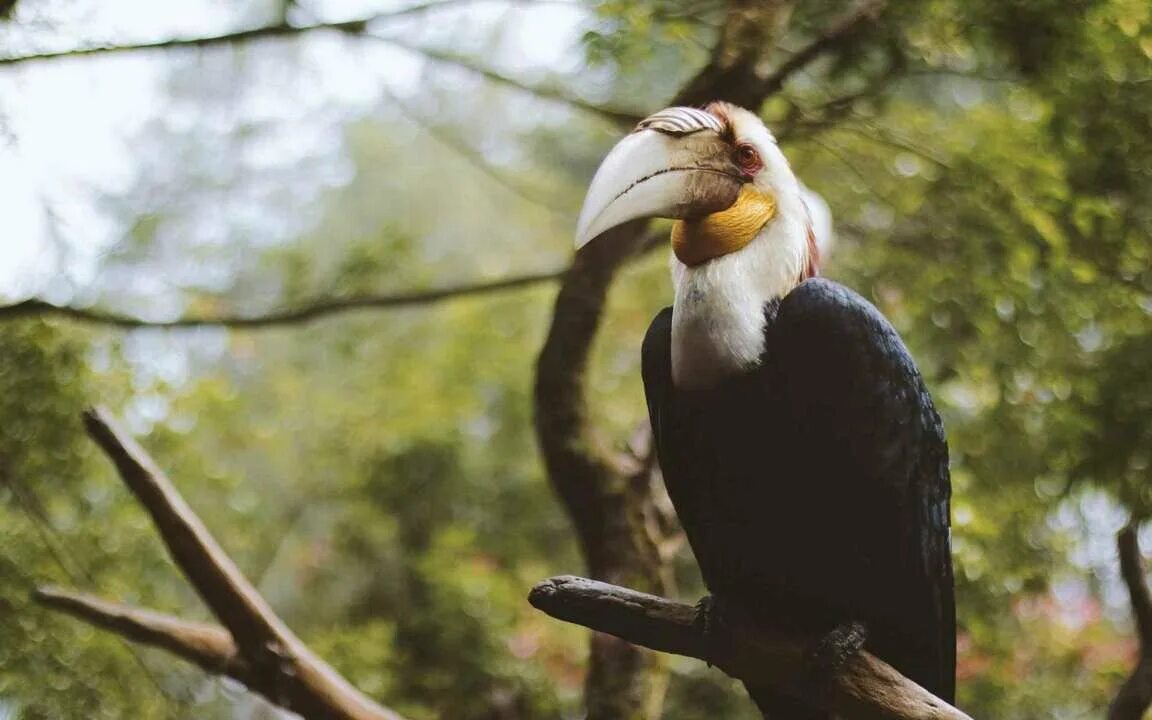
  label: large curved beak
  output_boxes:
[574,129,744,249]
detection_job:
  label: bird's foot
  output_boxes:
[695,594,731,667]
[805,620,867,688]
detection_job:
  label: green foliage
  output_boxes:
[3,0,1152,717]
[0,321,184,719]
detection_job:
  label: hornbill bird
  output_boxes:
[574,103,955,718]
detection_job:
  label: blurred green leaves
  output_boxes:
[2,0,1151,717]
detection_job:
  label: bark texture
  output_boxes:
[530,575,973,720]
[35,409,406,720]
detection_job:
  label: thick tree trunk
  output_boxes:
[530,2,780,708]
[534,223,673,718]
[531,2,890,714]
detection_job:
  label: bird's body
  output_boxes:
[574,101,955,717]
[643,279,955,715]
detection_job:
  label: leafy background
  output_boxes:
[1,0,1150,717]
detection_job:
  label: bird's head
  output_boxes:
[575,102,818,280]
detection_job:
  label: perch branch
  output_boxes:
[1108,520,1152,720]
[529,575,972,720]
[37,408,404,720]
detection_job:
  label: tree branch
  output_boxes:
[81,407,292,654]
[0,18,372,65]
[0,1,567,65]
[372,36,644,128]
[758,0,888,98]
[1108,520,1152,720]
[0,3,640,128]
[37,408,406,720]
[380,84,575,215]
[32,587,249,682]
[529,576,973,720]
[0,269,564,329]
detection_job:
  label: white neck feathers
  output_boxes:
[670,211,809,390]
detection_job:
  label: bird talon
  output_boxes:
[695,594,728,666]
[806,621,867,687]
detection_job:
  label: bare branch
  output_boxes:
[0,3,641,128]
[758,0,888,98]
[374,0,580,22]
[0,18,372,66]
[529,576,972,720]
[82,407,294,655]
[373,36,644,128]
[32,587,248,682]
[1108,520,1152,720]
[0,1,571,66]
[77,408,404,720]
[0,268,564,329]
[381,85,575,216]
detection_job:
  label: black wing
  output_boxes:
[642,278,954,702]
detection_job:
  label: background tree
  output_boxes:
[0,0,1150,718]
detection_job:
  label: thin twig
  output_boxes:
[759,0,888,97]
[0,268,565,329]
[33,587,249,681]
[0,18,372,65]
[0,0,567,66]
[380,84,574,216]
[371,35,644,128]
[0,6,641,129]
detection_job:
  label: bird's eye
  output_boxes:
[735,143,761,174]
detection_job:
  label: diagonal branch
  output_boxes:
[758,0,888,98]
[0,268,565,329]
[68,407,404,720]
[380,84,575,215]
[529,576,973,720]
[81,407,290,653]
[1108,519,1152,720]
[372,36,644,128]
[33,587,249,682]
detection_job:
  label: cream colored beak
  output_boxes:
[574,128,744,249]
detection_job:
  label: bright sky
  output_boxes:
[0,0,587,299]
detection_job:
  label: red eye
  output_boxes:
[735,143,761,174]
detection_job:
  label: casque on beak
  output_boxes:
[574,122,744,249]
